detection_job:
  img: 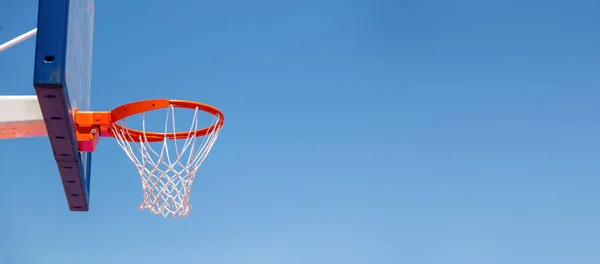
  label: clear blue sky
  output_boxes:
[2,0,600,263]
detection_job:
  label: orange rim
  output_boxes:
[75,99,224,146]
[109,99,224,142]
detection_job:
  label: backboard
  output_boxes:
[33,0,95,211]
[1,0,223,218]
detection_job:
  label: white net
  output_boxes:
[111,105,223,218]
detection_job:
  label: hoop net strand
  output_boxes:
[111,105,222,218]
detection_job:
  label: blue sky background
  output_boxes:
[1,0,600,263]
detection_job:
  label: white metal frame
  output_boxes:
[0,96,46,138]
[0,29,45,139]
[0,28,37,53]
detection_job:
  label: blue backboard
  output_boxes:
[33,0,95,211]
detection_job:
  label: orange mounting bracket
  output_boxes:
[74,110,110,152]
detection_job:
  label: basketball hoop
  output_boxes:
[74,99,224,218]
